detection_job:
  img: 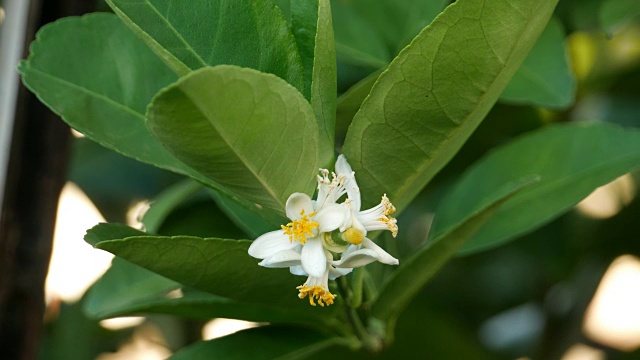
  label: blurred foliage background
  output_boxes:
[34,0,640,358]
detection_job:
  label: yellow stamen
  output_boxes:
[381,194,396,216]
[381,195,398,237]
[297,285,336,307]
[281,209,319,244]
[342,228,364,245]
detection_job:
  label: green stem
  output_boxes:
[337,277,383,352]
[350,267,364,308]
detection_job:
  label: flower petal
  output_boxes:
[334,248,380,268]
[258,250,301,268]
[315,203,349,233]
[290,265,307,276]
[301,237,327,278]
[335,155,361,212]
[329,266,352,280]
[362,238,399,265]
[248,230,295,259]
[286,193,314,220]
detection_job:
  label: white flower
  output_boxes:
[248,155,399,306]
[332,155,399,267]
[248,192,347,278]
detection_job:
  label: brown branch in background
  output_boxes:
[0,0,95,358]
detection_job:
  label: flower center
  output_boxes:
[281,209,319,244]
[297,285,336,306]
[342,227,364,245]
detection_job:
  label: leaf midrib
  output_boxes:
[25,66,144,120]
[178,75,288,211]
[123,0,207,68]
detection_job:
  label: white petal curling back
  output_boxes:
[286,193,314,220]
[334,248,381,268]
[248,230,297,259]
[362,238,399,265]
[290,265,307,276]
[329,266,352,280]
[259,249,302,268]
[300,237,327,278]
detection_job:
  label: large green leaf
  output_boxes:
[106,0,306,94]
[342,0,558,211]
[371,177,538,321]
[84,257,179,320]
[170,326,345,360]
[84,223,179,319]
[146,65,319,214]
[500,18,575,109]
[84,287,339,328]
[18,14,195,176]
[84,222,146,246]
[84,224,315,326]
[94,235,340,323]
[432,123,640,255]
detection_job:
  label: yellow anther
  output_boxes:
[297,285,336,307]
[381,194,396,215]
[342,228,364,245]
[281,209,319,244]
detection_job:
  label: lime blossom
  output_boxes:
[248,155,398,306]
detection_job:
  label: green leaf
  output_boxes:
[146,65,319,214]
[170,326,345,360]
[84,288,335,326]
[291,0,319,97]
[600,0,640,35]
[342,0,559,211]
[311,0,337,166]
[84,257,179,320]
[335,69,382,144]
[330,1,389,68]
[18,14,200,178]
[500,18,576,109]
[106,0,306,94]
[330,0,446,68]
[273,0,292,22]
[84,222,146,247]
[371,177,539,321]
[209,190,283,239]
[84,223,179,320]
[291,0,336,166]
[142,180,203,233]
[433,123,640,255]
[343,0,448,54]
[94,235,339,321]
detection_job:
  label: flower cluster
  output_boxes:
[248,155,398,306]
